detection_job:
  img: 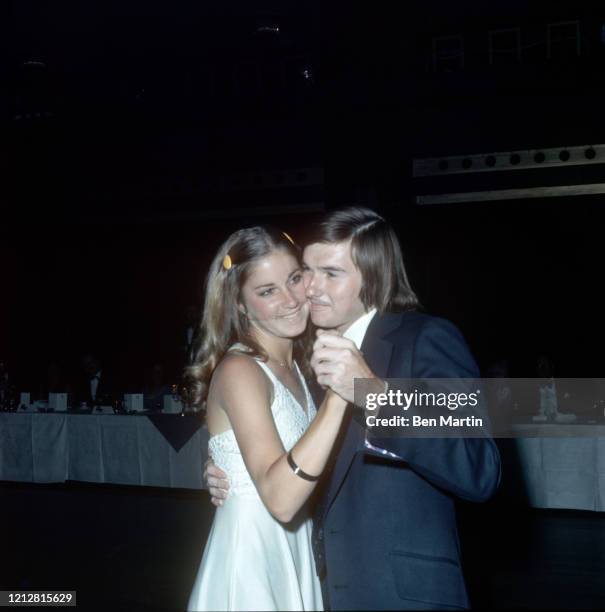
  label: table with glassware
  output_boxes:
[0,411,209,489]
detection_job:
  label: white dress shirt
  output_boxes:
[342,309,400,460]
[342,308,377,350]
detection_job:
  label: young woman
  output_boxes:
[184,226,348,611]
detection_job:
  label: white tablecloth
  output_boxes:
[0,413,209,489]
[512,424,605,511]
[7,415,603,507]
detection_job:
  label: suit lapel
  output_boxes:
[322,313,401,516]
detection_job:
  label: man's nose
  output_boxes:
[305,275,321,298]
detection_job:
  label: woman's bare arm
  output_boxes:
[214,354,347,522]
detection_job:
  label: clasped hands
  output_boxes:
[205,329,380,506]
[311,329,377,403]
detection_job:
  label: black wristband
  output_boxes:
[287,451,320,482]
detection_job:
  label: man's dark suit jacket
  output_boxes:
[312,311,501,611]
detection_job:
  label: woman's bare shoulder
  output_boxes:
[211,353,271,398]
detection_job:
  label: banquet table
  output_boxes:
[511,423,605,511]
[4,413,605,508]
[0,412,209,489]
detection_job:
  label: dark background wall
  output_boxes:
[4,0,605,391]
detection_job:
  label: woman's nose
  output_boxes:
[284,289,300,308]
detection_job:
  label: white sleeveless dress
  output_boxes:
[187,357,324,612]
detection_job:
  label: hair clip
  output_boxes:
[282,232,295,245]
[222,254,233,270]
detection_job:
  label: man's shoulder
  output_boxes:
[375,311,478,377]
[376,310,462,341]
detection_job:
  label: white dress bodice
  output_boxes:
[208,357,316,498]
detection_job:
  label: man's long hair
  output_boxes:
[306,207,420,313]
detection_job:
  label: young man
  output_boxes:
[206,207,501,610]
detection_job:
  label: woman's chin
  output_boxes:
[284,323,308,337]
[278,318,308,338]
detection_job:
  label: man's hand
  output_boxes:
[310,330,383,404]
[203,458,230,507]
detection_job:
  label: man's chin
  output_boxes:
[310,312,336,328]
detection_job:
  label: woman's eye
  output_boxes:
[259,288,275,297]
[290,274,302,284]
